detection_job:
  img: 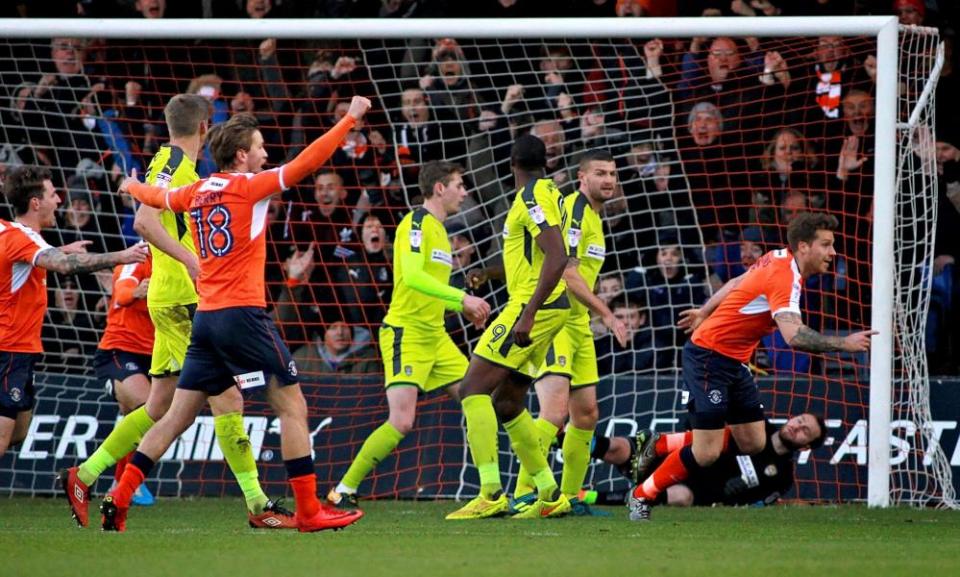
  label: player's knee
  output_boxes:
[570,404,599,430]
[692,445,721,467]
[666,485,695,507]
[491,389,522,421]
[389,413,415,436]
[274,389,308,422]
[736,435,766,455]
[538,406,568,429]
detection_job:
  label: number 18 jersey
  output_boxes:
[160,168,286,312]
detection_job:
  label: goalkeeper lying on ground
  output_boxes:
[579,413,826,507]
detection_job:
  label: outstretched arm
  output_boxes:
[401,249,466,311]
[774,312,877,353]
[36,244,148,275]
[134,204,199,281]
[245,96,372,202]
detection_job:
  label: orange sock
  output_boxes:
[656,432,692,457]
[112,466,145,508]
[656,429,732,457]
[114,453,131,484]
[633,443,709,501]
[289,474,320,519]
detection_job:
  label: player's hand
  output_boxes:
[346,95,372,122]
[118,242,149,264]
[724,476,748,497]
[118,168,140,195]
[842,330,878,352]
[678,307,704,334]
[60,240,92,254]
[602,313,629,348]
[462,295,491,330]
[133,278,150,300]
[512,308,535,348]
[184,255,201,282]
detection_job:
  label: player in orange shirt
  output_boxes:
[0,166,147,458]
[101,96,372,533]
[627,212,877,521]
[92,254,154,501]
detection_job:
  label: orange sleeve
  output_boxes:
[114,278,139,307]
[129,181,196,213]
[114,257,151,307]
[246,115,357,202]
[766,266,802,317]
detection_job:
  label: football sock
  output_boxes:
[656,432,691,457]
[78,405,155,486]
[340,422,405,493]
[112,452,155,508]
[214,412,269,514]
[503,410,556,501]
[560,425,593,498]
[513,418,558,498]
[114,452,131,484]
[462,395,501,498]
[286,456,319,519]
[633,445,703,500]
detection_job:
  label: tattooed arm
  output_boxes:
[35,244,148,275]
[775,312,878,353]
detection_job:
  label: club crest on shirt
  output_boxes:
[708,389,723,405]
[9,387,22,402]
[764,464,778,477]
[124,362,139,371]
[567,228,581,248]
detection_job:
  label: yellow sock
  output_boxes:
[463,395,501,498]
[560,425,594,498]
[503,410,556,501]
[513,418,558,497]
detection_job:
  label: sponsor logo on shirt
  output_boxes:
[199,177,229,192]
[528,205,546,224]
[431,249,452,266]
[567,228,582,248]
[409,229,423,249]
[586,244,605,260]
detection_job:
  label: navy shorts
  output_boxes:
[93,349,152,389]
[681,341,764,430]
[0,352,40,420]
[178,307,298,396]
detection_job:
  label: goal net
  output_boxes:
[0,18,951,507]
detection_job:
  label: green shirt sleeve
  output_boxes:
[400,249,465,312]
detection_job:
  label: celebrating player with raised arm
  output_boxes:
[1,166,147,459]
[102,95,372,533]
[61,94,294,530]
[327,160,491,509]
[510,149,628,516]
[628,212,876,521]
[446,134,572,520]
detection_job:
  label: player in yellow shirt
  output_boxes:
[447,134,572,520]
[326,161,491,508]
[511,149,628,516]
[61,94,294,529]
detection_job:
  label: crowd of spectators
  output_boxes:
[1,0,958,378]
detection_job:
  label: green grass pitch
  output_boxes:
[2,498,958,577]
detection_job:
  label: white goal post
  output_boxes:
[0,16,947,508]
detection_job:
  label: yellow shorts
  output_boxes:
[473,296,570,379]
[535,317,599,388]
[148,303,196,377]
[379,324,468,393]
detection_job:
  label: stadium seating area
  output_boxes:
[0,0,958,379]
